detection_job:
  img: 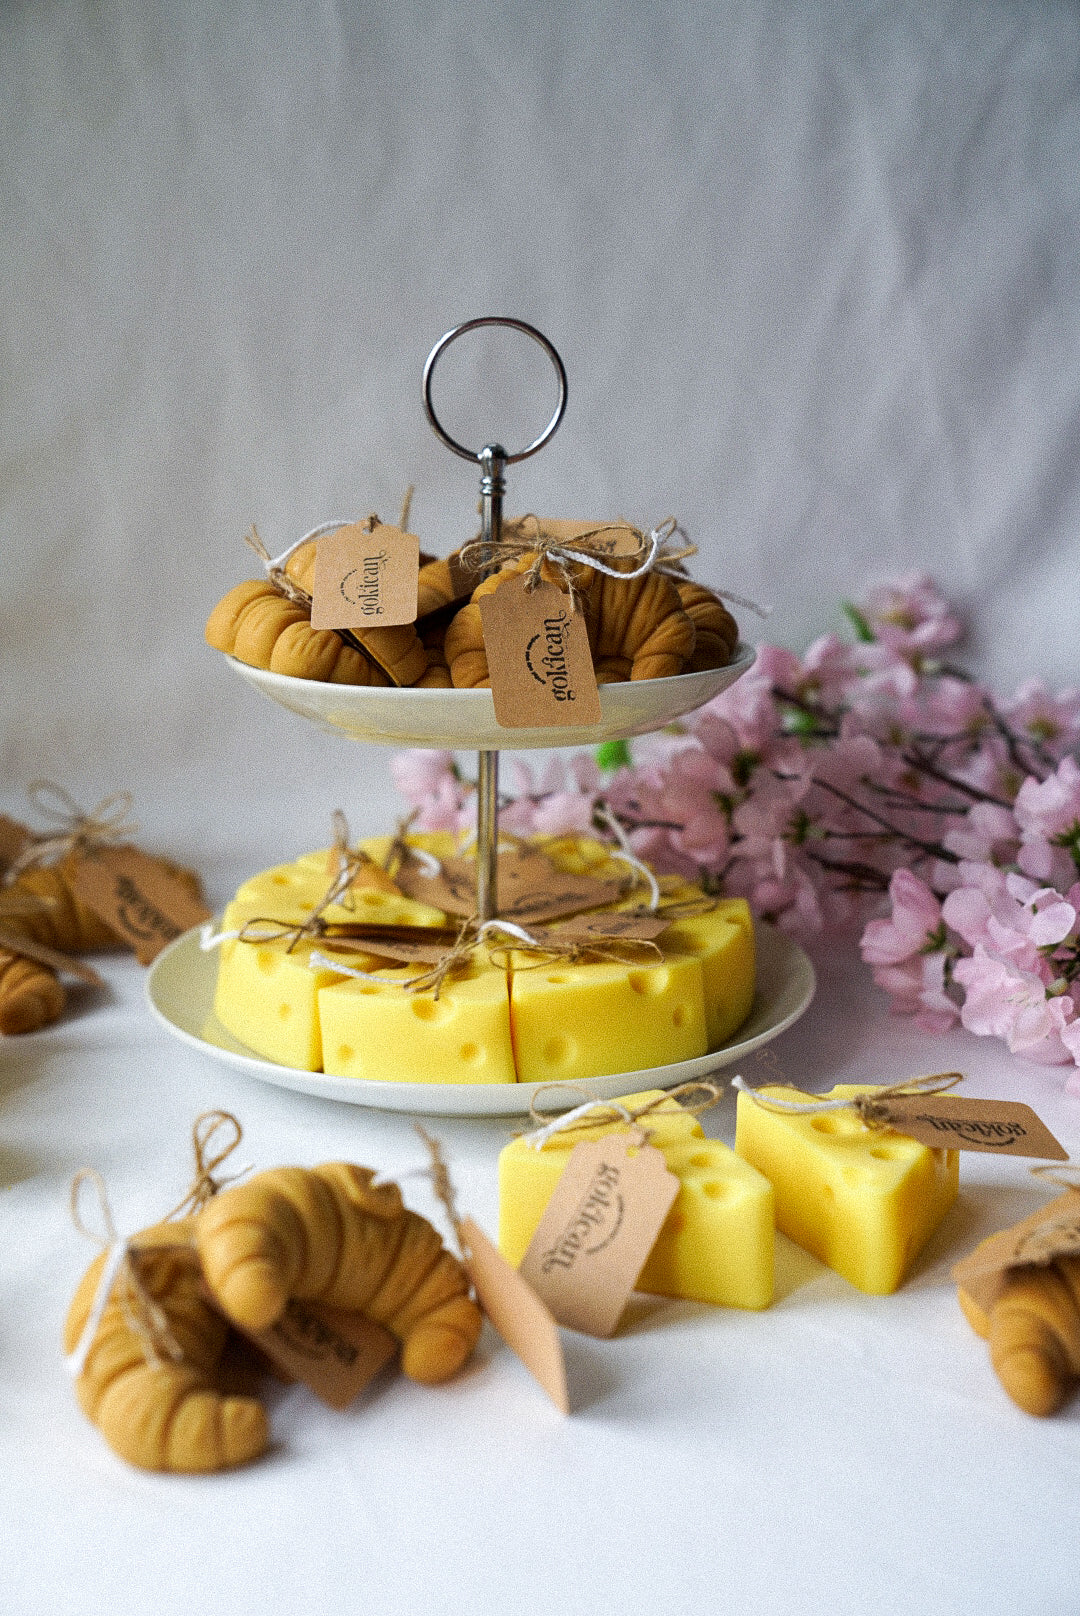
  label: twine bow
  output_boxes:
[524,1080,724,1150]
[731,1071,964,1128]
[458,515,693,611]
[5,782,138,884]
[66,1112,247,1380]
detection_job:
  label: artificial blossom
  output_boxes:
[391,576,1080,1085]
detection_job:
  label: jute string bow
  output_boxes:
[67,1111,247,1378]
[523,1080,724,1150]
[457,515,693,611]
[245,488,417,611]
[4,782,138,884]
[730,1071,964,1128]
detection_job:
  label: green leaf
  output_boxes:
[841,601,876,643]
[595,739,632,772]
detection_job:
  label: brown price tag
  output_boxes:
[310,522,420,631]
[952,1189,1080,1315]
[542,911,671,944]
[518,1137,680,1338]
[880,1095,1067,1160]
[394,846,624,925]
[478,576,602,729]
[460,1216,569,1413]
[446,549,480,605]
[72,846,211,965]
[238,1297,399,1410]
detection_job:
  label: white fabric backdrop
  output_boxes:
[3,4,1080,1612]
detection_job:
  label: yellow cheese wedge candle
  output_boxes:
[499,1090,775,1308]
[508,953,708,1083]
[319,960,517,1084]
[655,898,755,1047]
[734,1083,959,1295]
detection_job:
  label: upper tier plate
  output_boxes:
[227,644,757,750]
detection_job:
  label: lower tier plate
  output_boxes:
[146,921,815,1117]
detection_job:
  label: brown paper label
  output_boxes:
[880,1096,1067,1160]
[461,1216,568,1413]
[320,934,453,969]
[0,816,31,875]
[952,1190,1080,1315]
[446,549,479,605]
[238,1298,399,1409]
[542,911,671,944]
[310,522,420,631]
[478,576,602,729]
[0,926,104,986]
[518,1138,680,1338]
[394,846,624,924]
[72,846,211,964]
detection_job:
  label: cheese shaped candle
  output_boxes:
[653,898,755,1048]
[508,953,708,1083]
[319,960,517,1084]
[734,1083,959,1295]
[499,1090,774,1308]
[213,900,387,1071]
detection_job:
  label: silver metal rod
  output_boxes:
[476,749,499,921]
[479,443,506,579]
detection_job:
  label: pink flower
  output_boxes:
[1001,680,1080,756]
[861,870,943,966]
[941,802,1018,864]
[872,952,959,1033]
[953,949,1077,1064]
[859,574,964,653]
[1015,758,1080,883]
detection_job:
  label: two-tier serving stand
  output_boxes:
[148,320,813,1115]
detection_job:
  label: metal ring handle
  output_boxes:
[422,317,568,465]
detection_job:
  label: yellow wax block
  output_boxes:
[535,834,629,882]
[250,855,447,929]
[661,899,755,1047]
[318,961,516,1085]
[734,1083,959,1295]
[352,830,462,867]
[508,951,708,1084]
[213,903,384,1070]
[498,1090,774,1308]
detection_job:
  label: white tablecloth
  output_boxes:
[3,923,1078,1616]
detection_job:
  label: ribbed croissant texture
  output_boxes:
[205,578,392,685]
[675,581,739,671]
[959,1255,1080,1416]
[283,538,430,687]
[64,1214,269,1473]
[443,552,697,688]
[197,1163,482,1386]
[0,947,65,1035]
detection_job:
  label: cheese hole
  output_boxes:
[337,1045,355,1064]
[702,1180,728,1200]
[547,974,570,985]
[543,1035,573,1066]
[459,1042,482,1064]
[672,1004,688,1027]
[256,949,277,975]
[361,892,384,907]
[870,1144,913,1161]
[356,984,380,995]
[412,998,449,1023]
[628,969,669,996]
[271,874,290,886]
[689,1152,713,1169]
[277,1003,292,1020]
[811,1114,862,1136]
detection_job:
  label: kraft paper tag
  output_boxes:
[310,521,420,631]
[542,911,671,944]
[394,846,624,925]
[879,1096,1067,1160]
[446,549,479,605]
[321,934,453,969]
[478,576,602,729]
[460,1215,569,1413]
[72,846,211,965]
[952,1190,1080,1316]
[238,1297,399,1410]
[0,816,31,875]
[0,927,104,986]
[518,1137,680,1338]
[325,847,403,897]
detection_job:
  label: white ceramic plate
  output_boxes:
[226,644,757,751]
[145,920,815,1118]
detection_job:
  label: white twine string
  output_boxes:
[199,922,241,951]
[307,949,412,984]
[729,1074,855,1114]
[263,518,355,576]
[594,805,660,911]
[66,1171,132,1380]
[524,1099,635,1151]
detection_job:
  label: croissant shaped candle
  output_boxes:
[0,948,65,1035]
[64,1214,269,1473]
[196,1162,482,1385]
[960,1255,1080,1417]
